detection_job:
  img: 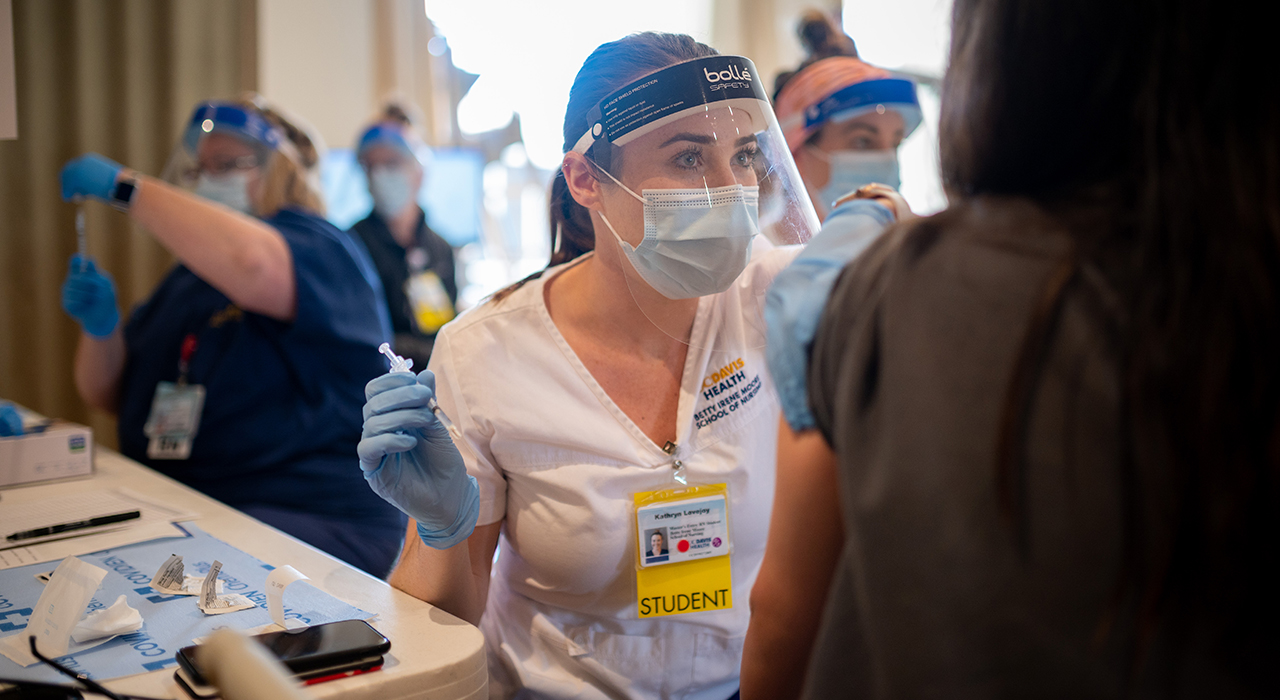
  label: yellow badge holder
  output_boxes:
[405,270,455,334]
[633,482,733,618]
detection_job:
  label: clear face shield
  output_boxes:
[787,77,924,216]
[160,102,285,215]
[571,56,820,351]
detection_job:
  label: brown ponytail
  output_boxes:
[380,102,416,128]
[773,9,859,101]
[237,94,326,217]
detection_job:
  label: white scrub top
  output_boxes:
[429,249,795,700]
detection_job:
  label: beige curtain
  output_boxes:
[0,0,256,448]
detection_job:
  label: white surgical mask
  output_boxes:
[809,148,900,216]
[194,171,253,214]
[368,167,415,219]
[597,169,759,300]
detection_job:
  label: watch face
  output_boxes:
[112,179,137,209]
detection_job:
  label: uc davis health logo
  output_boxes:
[704,64,753,85]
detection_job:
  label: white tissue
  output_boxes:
[71,595,143,643]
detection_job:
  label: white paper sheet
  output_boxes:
[0,521,189,570]
[0,487,195,571]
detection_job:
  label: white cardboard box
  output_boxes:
[0,422,94,488]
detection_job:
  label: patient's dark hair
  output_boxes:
[491,32,717,304]
[952,0,1279,676]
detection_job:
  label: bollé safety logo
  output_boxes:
[704,64,753,91]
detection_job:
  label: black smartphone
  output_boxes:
[174,619,391,688]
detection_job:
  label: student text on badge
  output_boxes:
[640,588,730,616]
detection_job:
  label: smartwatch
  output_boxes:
[109,173,140,212]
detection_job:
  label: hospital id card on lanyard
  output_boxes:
[406,270,455,334]
[143,333,205,460]
[634,482,732,618]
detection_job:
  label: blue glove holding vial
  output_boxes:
[61,255,120,338]
[358,368,480,549]
[60,153,124,202]
[765,191,904,431]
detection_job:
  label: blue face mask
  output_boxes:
[368,166,416,219]
[596,165,760,300]
[810,148,901,217]
[195,171,253,214]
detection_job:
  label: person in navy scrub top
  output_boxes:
[59,97,405,576]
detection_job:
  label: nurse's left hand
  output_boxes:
[765,198,896,431]
[62,255,120,338]
[358,369,480,549]
[60,153,124,202]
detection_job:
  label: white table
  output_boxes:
[1,447,488,699]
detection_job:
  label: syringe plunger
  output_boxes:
[376,342,462,441]
[378,342,414,373]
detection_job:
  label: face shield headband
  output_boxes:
[357,123,425,165]
[570,55,773,172]
[182,102,284,156]
[786,78,923,144]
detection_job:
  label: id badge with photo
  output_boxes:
[633,483,733,618]
[405,270,455,335]
[143,381,205,460]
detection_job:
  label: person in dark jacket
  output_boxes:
[349,104,457,369]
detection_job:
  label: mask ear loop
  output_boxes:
[589,158,645,204]
[583,156,646,254]
[553,223,563,254]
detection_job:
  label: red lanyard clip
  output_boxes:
[177,333,198,385]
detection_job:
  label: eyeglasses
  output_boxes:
[179,154,260,184]
[0,636,170,700]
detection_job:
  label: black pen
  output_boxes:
[5,510,141,542]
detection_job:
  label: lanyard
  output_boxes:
[177,333,198,386]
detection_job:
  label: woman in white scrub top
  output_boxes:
[357,32,819,700]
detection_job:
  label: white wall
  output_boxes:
[711,0,838,97]
[257,0,376,151]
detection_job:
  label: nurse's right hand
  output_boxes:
[61,255,120,338]
[359,369,480,549]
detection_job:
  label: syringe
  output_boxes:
[76,207,87,271]
[378,342,461,440]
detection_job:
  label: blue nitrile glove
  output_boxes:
[0,401,23,437]
[61,255,120,338]
[358,369,480,549]
[765,198,896,431]
[60,153,124,202]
